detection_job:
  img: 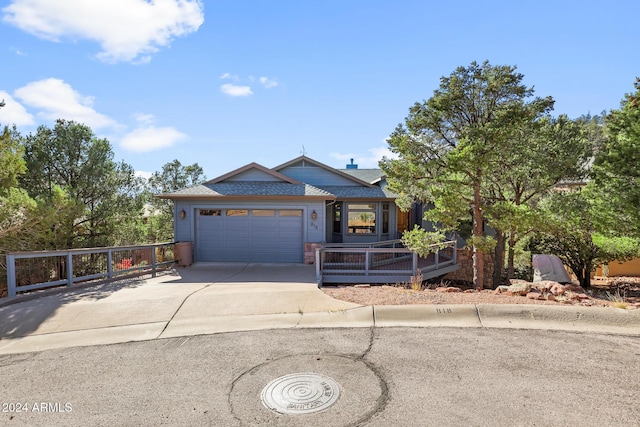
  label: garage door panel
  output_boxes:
[196,208,304,262]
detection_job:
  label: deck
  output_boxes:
[315,240,458,286]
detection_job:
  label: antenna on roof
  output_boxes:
[301,145,307,156]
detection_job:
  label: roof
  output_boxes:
[338,168,385,184]
[158,155,394,201]
[316,185,395,200]
[159,182,333,199]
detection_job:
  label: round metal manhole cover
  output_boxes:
[260,372,340,415]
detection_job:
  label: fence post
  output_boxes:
[107,249,113,279]
[315,248,322,287]
[365,251,370,276]
[66,252,73,287]
[151,245,157,278]
[7,254,16,297]
[412,252,418,275]
[435,248,440,269]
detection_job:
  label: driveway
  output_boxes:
[0,263,359,354]
[0,263,638,355]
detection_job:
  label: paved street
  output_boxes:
[1,327,639,426]
[1,264,639,426]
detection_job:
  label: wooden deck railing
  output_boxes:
[4,243,175,298]
[316,240,458,286]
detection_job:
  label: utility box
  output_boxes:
[174,242,193,267]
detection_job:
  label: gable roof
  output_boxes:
[206,162,301,185]
[274,156,376,188]
[158,155,394,201]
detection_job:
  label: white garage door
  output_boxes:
[195,208,303,263]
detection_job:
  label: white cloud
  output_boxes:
[259,76,278,89]
[219,72,239,81]
[135,170,152,180]
[220,83,253,97]
[2,0,204,63]
[120,126,186,152]
[0,91,35,126]
[13,78,117,129]
[133,112,155,125]
[330,146,398,169]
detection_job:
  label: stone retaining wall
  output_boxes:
[443,249,494,286]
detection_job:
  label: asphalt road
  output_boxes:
[1,327,639,427]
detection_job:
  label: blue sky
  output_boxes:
[1,0,638,180]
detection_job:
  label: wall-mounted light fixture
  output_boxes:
[311,210,318,221]
[179,209,186,220]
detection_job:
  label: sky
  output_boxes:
[1,0,638,180]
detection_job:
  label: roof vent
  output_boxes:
[346,158,358,169]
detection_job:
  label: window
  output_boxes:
[199,209,221,216]
[226,209,248,217]
[347,203,376,234]
[252,209,275,217]
[279,209,302,217]
[332,203,341,233]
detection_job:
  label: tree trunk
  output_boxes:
[472,182,484,290]
[507,226,516,280]
[493,230,505,288]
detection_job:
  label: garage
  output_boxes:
[195,208,304,263]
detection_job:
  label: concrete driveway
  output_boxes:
[0,263,360,354]
[0,263,639,355]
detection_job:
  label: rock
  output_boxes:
[526,292,543,300]
[494,285,510,294]
[532,280,560,291]
[549,283,566,296]
[354,284,371,288]
[507,282,531,296]
[509,279,530,286]
[565,284,585,293]
[436,286,462,293]
[532,254,572,283]
[546,293,556,301]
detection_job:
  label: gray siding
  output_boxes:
[172,199,325,263]
[279,165,358,186]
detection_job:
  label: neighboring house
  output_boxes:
[158,156,422,264]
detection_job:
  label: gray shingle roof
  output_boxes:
[338,169,385,184]
[316,185,395,199]
[162,182,333,198]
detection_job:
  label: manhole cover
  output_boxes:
[261,372,340,415]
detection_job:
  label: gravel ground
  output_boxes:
[322,277,640,309]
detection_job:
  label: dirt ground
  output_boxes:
[322,277,640,309]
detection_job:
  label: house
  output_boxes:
[159,156,423,264]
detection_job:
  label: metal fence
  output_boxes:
[316,240,458,286]
[4,243,175,298]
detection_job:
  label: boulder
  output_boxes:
[507,282,531,296]
[532,254,572,283]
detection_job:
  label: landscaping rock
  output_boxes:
[526,291,544,300]
[494,285,510,294]
[549,283,566,296]
[507,282,531,296]
[565,284,585,293]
